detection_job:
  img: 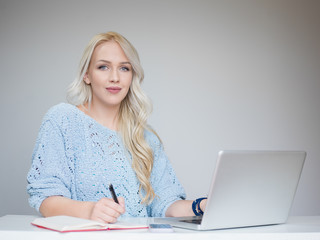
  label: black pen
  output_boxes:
[109,184,119,204]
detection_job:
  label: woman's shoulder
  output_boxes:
[144,128,162,150]
[39,103,87,137]
[43,103,80,124]
[46,102,76,115]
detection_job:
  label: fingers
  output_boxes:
[90,197,126,223]
[118,197,125,209]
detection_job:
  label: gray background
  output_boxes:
[0,0,319,217]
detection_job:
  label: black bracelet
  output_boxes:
[192,197,207,216]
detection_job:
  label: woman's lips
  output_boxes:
[106,87,121,94]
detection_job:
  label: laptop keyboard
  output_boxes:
[180,218,202,224]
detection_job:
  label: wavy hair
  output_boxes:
[67,32,157,204]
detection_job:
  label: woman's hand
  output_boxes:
[90,197,125,223]
[200,198,207,213]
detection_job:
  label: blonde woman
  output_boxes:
[27,32,207,223]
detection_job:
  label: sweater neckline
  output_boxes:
[66,103,119,135]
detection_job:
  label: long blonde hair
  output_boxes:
[67,32,157,204]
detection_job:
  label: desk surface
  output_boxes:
[1,215,320,240]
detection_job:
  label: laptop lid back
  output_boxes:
[200,150,306,230]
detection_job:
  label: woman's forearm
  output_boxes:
[39,196,94,219]
[165,200,194,217]
[165,199,207,217]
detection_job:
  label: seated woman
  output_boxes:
[27,31,207,223]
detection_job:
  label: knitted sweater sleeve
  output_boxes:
[27,113,74,212]
[146,132,186,217]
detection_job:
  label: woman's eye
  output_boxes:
[98,65,108,70]
[120,66,130,72]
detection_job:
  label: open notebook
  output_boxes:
[31,215,148,233]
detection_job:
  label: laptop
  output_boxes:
[157,150,306,230]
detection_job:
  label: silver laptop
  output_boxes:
[158,150,306,230]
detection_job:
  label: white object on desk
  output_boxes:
[161,151,306,230]
[1,215,320,240]
[149,223,174,233]
[31,215,148,232]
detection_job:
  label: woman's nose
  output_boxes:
[110,69,120,82]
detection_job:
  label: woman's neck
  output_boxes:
[79,102,120,131]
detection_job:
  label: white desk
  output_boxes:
[1,215,320,240]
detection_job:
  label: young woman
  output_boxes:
[27,32,206,223]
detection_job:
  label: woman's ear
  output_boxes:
[83,73,91,84]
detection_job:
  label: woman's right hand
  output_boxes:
[90,197,125,223]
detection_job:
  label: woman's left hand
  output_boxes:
[200,198,207,213]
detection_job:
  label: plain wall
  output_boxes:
[0,0,319,217]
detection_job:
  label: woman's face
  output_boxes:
[85,41,133,110]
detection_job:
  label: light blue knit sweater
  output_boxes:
[27,103,186,217]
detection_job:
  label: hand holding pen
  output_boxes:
[89,184,125,223]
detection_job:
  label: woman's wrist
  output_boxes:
[192,197,207,216]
